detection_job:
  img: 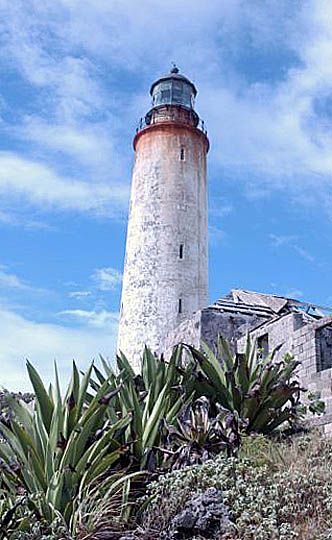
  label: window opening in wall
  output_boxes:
[257,333,269,359]
[317,325,332,371]
[236,353,245,364]
[179,244,184,259]
[178,298,182,314]
[180,147,185,161]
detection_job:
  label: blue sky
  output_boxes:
[1,0,332,390]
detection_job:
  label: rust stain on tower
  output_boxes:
[118,66,209,370]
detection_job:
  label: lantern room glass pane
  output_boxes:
[152,79,195,109]
[160,89,171,102]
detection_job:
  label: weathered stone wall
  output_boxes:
[201,309,270,353]
[293,317,332,434]
[237,312,305,360]
[161,307,271,356]
[293,323,317,383]
[306,366,332,436]
[118,117,209,371]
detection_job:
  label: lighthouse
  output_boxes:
[118,67,209,370]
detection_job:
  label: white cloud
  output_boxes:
[269,233,315,264]
[59,309,118,328]
[209,225,226,247]
[269,234,298,248]
[18,117,121,171]
[0,3,131,224]
[0,266,29,290]
[68,291,92,299]
[284,288,304,300]
[1,0,332,213]
[293,245,315,264]
[46,0,239,71]
[92,267,123,291]
[210,202,233,219]
[0,306,118,391]
[0,210,54,230]
[0,152,129,216]
[0,265,44,293]
[270,283,304,300]
[201,2,332,198]
[0,5,104,122]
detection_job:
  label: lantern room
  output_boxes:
[149,65,197,110]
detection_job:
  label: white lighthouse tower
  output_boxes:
[118,67,209,370]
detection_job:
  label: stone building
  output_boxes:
[163,288,332,434]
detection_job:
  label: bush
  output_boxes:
[140,433,332,540]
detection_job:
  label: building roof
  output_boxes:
[208,289,332,321]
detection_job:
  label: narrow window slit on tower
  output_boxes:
[179,244,184,259]
[178,298,182,314]
[180,147,185,161]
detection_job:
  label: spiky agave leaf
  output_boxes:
[161,397,242,469]
[0,361,129,531]
[90,345,193,471]
[186,335,306,437]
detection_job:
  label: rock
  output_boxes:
[166,487,232,539]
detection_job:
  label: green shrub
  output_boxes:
[141,433,332,540]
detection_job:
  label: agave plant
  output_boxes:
[0,392,34,428]
[0,361,131,531]
[187,335,306,434]
[0,491,72,540]
[90,346,196,471]
[162,397,244,468]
